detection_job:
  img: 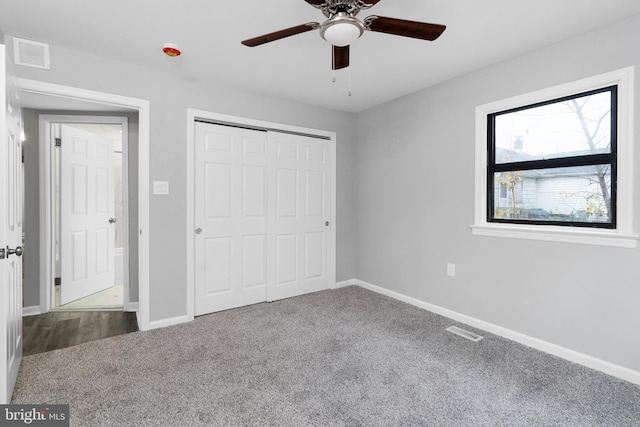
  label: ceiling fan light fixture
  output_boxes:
[320,13,364,47]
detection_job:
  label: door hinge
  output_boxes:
[0,248,5,259]
[55,138,62,147]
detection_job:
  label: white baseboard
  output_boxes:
[22,306,42,317]
[142,313,192,332]
[126,302,139,313]
[352,279,640,386]
[335,279,357,289]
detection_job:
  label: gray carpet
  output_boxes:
[11,286,640,426]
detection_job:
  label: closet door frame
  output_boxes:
[186,109,336,321]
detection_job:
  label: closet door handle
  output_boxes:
[7,246,23,257]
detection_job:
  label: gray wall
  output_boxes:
[7,38,356,322]
[21,109,139,308]
[353,14,640,373]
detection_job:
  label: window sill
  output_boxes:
[470,223,638,248]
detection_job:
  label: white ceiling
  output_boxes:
[2,0,640,113]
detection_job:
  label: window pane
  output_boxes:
[492,165,612,223]
[494,90,612,164]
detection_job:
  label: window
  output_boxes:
[473,68,637,248]
[488,86,616,229]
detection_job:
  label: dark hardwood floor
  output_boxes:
[23,311,139,356]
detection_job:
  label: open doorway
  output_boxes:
[19,106,141,355]
[48,119,128,311]
[18,78,151,331]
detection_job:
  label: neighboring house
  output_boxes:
[494,148,611,222]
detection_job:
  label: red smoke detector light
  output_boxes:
[162,43,181,57]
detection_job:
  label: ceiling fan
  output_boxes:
[241,0,446,70]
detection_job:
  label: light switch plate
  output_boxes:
[153,181,169,195]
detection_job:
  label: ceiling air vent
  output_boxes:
[446,325,484,342]
[13,37,50,70]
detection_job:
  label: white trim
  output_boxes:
[352,279,640,386]
[335,279,356,288]
[127,302,139,313]
[146,314,192,331]
[329,130,337,290]
[470,223,638,248]
[38,116,52,315]
[186,109,337,322]
[19,79,151,330]
[186,111,195,323]
[39,115,130,312]
[22,306,41,317]
[473,67,636,248]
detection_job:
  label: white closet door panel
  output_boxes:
[267,131,331,301]
[243,165,266,218]
[205,163,232,219]
[243,235,266,288]
[195,123,267,315]
[204,237,232,294]
[305,170,325,217]
[276,234,298,286]
[276,168,298,218]
[305,232,325,280]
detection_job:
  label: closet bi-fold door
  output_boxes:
[195,123,268,316]
[266,131,331,302]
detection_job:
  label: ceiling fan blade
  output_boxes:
[365,16,446,41]
[304,0,326,5]
[332,45,349,70]
[241,23,319,47]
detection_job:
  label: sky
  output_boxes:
[494,90,611,160]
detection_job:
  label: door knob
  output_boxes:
[7,246,23,257]
[195,228,202,235]
[325,221,330,226]
[109,218,116,224]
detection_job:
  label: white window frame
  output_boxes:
[472,67,638,248]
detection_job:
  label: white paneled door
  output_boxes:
[267,132,331,301]
[195,123,268,315]
[60,124,115,305]
[194,122,332,316]
[1,43,24,404]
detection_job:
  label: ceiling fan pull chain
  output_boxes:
[348,67,352,96]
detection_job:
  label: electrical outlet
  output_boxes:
[447,263,456,277]
[153,181,169,195]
